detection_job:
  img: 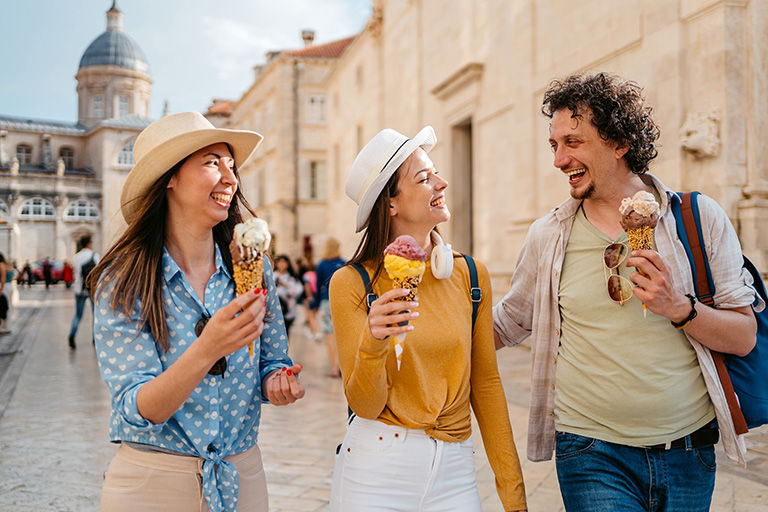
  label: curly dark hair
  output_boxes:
[541,73,660,175]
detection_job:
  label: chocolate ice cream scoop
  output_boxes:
[619,191,660,231]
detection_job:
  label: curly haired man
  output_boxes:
[493,73,761,511]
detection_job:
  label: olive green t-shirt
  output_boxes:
[555,205,714,446]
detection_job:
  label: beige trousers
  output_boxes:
[100,444,268,512]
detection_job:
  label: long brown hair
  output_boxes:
[346,168,399,292]
[90,152,255,351]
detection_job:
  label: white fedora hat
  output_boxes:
[345,126,436,232]
[120,111,263,224]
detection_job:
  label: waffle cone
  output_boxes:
[392,275,421,302]
[232,256,264,361]
[233,257,264,295]
[626,226,655,252]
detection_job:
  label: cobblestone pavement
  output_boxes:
[0,286,766,511]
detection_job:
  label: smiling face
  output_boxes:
[549,108,628,201]
[166,142,237,229]
[389,147,449,235]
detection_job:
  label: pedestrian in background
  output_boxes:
[41,257,52,289]
[63,260,74,288]
[328,127,527,511]
[273,254,303,333]
[0,253,10,334]
[20,261,31,288]
[300,258,320,340]
[91,112,304,512]
[316,237,345,377]
[67,235,99,349]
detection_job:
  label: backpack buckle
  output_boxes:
[470,287,482,303]
[366,293,378,308]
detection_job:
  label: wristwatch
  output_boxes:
[671,294,698,329]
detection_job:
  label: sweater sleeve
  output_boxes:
[329,266,391,419]
[469,259,527,511]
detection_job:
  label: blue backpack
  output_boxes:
[671,191,768,432]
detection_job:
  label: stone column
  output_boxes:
[738,0,768,272]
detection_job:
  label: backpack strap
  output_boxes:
[461,253,482,334]
[351,263,377,311]
[672,192,748,434]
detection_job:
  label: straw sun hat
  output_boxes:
[120,111,263,224]
[345,126,436,232]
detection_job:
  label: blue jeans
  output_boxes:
[555,430,716,512]
[69,292,93,339]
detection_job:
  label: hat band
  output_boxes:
[356,138,410,203]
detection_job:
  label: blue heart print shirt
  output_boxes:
[94,245,292,512]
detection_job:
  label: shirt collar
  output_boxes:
[161,244,232,283]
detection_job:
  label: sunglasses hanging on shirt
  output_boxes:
[195,314,227,376]
[603,243,634,305]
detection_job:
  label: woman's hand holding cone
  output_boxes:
[196,290,266,362]
[368,288,419,341]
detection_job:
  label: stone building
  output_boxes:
[323,0,768,289]
[214,31,354,260]
[0,1,150,266]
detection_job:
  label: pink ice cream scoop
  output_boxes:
[384,235,428,261]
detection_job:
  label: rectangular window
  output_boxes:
[59,148,74,169]
[16,144,32,164]
[119,95,129,117]
[300,160,326,200]
[305,95,326,125]
[93,95,104,118]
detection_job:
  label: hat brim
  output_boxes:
[120,128,263,224]
[355,126,436,232]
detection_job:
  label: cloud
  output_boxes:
[200,16,279,82]
[199,0,371,83]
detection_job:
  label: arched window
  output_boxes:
[59,147,74,169]
[16,144,32,164]
[19,198,55,220]
[0,200,8,223]
[64,199,99,221]
[118,140,134,166]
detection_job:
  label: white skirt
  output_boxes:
[330,416,482,512]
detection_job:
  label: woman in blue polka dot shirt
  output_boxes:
[91,112,305,512]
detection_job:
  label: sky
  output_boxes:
[0,0,372,123]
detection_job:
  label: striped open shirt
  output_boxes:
[493,174,763,465]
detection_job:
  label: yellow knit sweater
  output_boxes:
[329,255,527,511]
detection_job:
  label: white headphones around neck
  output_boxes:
[430,231,454,279]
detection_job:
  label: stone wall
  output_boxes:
[325,0,768,287]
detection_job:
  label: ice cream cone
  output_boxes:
[383,236,428,370]
[619,191,660,317]
[230,218,271,362]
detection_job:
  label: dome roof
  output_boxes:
[79,30,149,72]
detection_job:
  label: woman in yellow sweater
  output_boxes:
[329,126,527,512]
